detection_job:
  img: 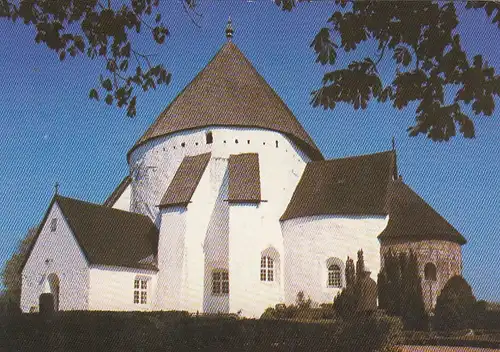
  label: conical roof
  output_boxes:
[128,41,323,160]
[379,180,466,244]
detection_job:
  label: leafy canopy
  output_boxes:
[292,0,500,141]
[0,0,199,117]
[1,0,499,141]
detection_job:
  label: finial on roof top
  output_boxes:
[225,16,234,40]
[391,136,396,151]
[54,182,59,196]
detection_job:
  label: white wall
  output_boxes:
[155,206,187,311]
[21,202,90,312]
[281,215,388,306]
[88,265,157,311]
[111,184,131,212]
[148,127,310,317]
[228,202,284,317]
[128,126,310,225]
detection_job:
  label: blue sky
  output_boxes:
[0,2,498,301]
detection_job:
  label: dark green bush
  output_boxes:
[434,275,477,331]
[336,313,403,352]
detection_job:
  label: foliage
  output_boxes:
[378,250,427,330]
[336,313,403,352]
[400,251,427,330]
[2,1,499,141]
[333,249,366,319]
[295,290,312,309]
[345,256,355,288]
[307,0,500,141]
[1,310,403,351]
[1,227,37,306]
[262,292,328,321]
[0,0,195,116]
[434,275,477,331]
[379,251,403,315]
[355,249,365,283]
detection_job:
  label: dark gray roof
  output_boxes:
[128,41,323,161]
[281,151,396,221]
[22,196,159,272]
[159,153,211,208]
[103,175,131,207]
[281,150,465,245]
[228,153,261,203]
[379,180,466,245]
[56,196,159,270]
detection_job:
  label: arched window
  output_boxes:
[424,263,437,281]
[261,256,274,281]
[328,265,342,288]
[260,247,280,283]
[326,257,344,288]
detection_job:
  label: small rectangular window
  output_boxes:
[212,270,229,295]
[133,278,149,304]
[50,218,57,232]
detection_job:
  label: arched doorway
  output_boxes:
[47,273,60,311]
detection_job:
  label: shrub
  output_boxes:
[434,275,477,331]
[336,312,403,352]
[378,250,427,330]
[333,286,357,320]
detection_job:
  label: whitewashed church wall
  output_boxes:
[155,206,187,311]
[201,158,230,314]
[21,203,89,312]
[178,158,221,313]
[88,265,157,311]
[111,184,131,211]
[155,157,230,313]
[228,202,285,318]
[141,127,310,316]
[127,126,311,224]
[281,215,388,306]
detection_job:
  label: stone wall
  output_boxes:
[380,238,462,311]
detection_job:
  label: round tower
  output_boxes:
[379,180,466,311]
[126,27,323,316]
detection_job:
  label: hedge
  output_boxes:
[0,311,401,352]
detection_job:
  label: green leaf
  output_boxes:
[89,89,99,100]
[105,94,113,105]
[102,79,113,91]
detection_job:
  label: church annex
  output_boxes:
[20,29,466,317]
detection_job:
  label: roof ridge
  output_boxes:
[310,149,395,165]
[56,194,151,219]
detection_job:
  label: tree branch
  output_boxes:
[181,0,202,28]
